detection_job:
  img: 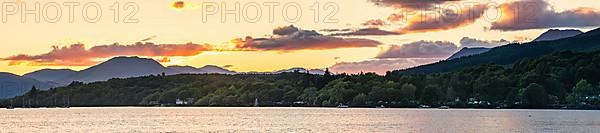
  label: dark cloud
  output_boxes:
[273,25,300,36]
[233,25,381,51]
[330,28,402,36]
[370,0,461,10]
[330,58,441,75]
[140,35,157,42]
[491,0,600,31]
[376,40,458,58]
[459,37,517,48]
[319,28,352,32]
[2,42,211,66]
[362,19,389,27]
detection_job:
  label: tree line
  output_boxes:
[3,51,600,108]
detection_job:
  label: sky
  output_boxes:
[1,0,600,75]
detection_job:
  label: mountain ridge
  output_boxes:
[533,29,583,42]
[393,27,600,74]
[447,47,491,60]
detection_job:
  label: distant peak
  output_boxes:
[110,56,143,60]
[533,29,583,42]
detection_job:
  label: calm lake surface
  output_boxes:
[1,107,599,132]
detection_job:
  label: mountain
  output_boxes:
[533,29,583,42]
[166,65,236,75]
[243,68,326,75]
[23,69,77,83]
[61,56,168,83]
[447,47,491,60]
[393,27,600,74]
[23,57,238,84]
[0,72,57,98]
[275,67,326,75]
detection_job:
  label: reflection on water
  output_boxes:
[1,107,599,132]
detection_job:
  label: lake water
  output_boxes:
[0,107,599,132]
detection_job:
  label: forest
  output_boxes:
[3,50,600,109]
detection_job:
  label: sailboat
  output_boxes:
[253,98,259,107]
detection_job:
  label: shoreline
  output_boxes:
[4,105,600,110]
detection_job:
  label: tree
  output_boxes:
[27,86,39,106]
[572,79,594,98]
[422,85,442,105]
[400,83,416,101]
[521,83,548,107]
[351,93,367,106]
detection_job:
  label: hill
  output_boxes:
[393,27,600,74]
[23,69,77,83]
[0,72,57,98]
[61,56,168,83]
[447,47,491,60]
[533,29,583,42]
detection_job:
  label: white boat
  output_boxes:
[438,106,450,109]
[336,104,349,108]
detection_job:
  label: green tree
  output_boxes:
[572,79,594,98]
[400,83,417,101]
[422,85,442,105]
[521,83,549,106]
[351,93,368,106]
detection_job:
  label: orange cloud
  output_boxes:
[399,3,487,33]
[156,57,171,63]
[355,1,485,35]
[172,1,185,9]
[2,42,211,66]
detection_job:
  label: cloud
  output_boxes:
[223,65,234,68]
[330,28,402,36]
[370,0,463,23]
[2,42,211,66]
[490,0,600,31]
[273,25,300,35]
[399,3,487,33]
[376,40,458,58]
[233,25,381,51]
[140,35,157,42]
[370,0,461,10]
[362,19,389,27]
[156,57,171,63]
[368,0,487,33]
[330,58,441,75]
[459,37,517,48]
[172,1,185,9]
[319,28,352,32]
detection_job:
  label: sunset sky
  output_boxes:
[2,0,600,75]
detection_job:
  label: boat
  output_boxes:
[336,104,349,108]
[375,105,385,108]
[254,98,259,107]
[6,106,14,109]
[418,105,431,108]
[438,106,450,109]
